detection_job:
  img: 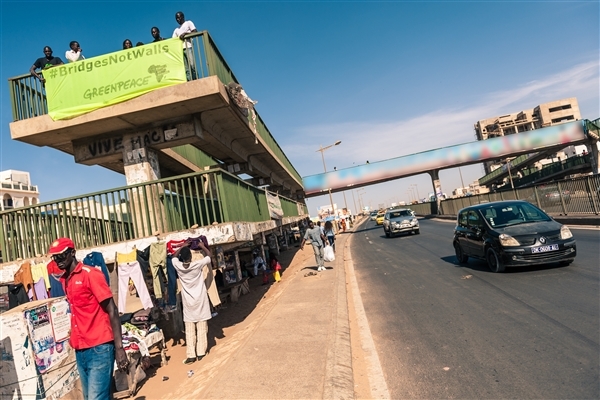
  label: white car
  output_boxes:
[382,209,420,237]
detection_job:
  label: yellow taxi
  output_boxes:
[375,213,385,225]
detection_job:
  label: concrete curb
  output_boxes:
[323,231,354,400]
[423,214,600,227]
[345,218,391,399]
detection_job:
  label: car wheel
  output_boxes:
[385,229,390,238]
[486,248,505,273]
[414,229,420,235]
[454,242,468,264]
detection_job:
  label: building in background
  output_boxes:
[0,170,39,211]
[474,98,582,175]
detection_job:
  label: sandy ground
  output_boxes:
[129,229,373,400]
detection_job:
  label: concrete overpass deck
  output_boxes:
[8,32,303,198]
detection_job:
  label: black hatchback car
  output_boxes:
[453,200,576,272]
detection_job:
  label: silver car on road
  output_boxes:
[383,208,420,237]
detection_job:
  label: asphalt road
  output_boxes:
[351,218,599,399]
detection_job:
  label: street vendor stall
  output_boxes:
[0,297,80,400]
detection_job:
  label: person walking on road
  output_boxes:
[300,221,327,271]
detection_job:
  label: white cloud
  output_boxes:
[290,59,599,212]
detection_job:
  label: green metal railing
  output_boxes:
[478,154,532,186]
[7,31,303,187]
[437,174,600,217]
[0,169,307,263]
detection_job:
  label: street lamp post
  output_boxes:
[411,184,420,202]
[357,188,366,212]
[317,141,342,219]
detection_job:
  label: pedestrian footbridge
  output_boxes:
[302,120,599,197]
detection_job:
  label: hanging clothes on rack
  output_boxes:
[14,261,36,301]
[31,263,51,291]
[47,260,66,298]
[117,249,153,313]
[149,242,168,300]
[165,255,178,307]
[33,278,48,300]
[166,239,187,255]
[83,251,110,285]
[8,283,29,309]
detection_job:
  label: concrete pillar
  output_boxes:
[428,169,443,215]
[122,136,167,236]
[587,142,600,175]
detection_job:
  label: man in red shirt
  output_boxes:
[49,238,128,400]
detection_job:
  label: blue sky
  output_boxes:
[1,1,598,215]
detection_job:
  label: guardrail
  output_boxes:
[427,175,600,219]
[0,168,307,262]
[7,31,303,187]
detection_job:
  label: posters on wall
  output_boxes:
[266,191,284,219]
[24,300,71,375]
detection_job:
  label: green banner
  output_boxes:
[45,38,186,120]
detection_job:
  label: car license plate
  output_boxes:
[531,244,559,253]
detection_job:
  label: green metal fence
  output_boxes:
[437,174,600,218]
[7,31,303,187]
[0,169,306,263]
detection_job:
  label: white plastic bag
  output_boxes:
[323,245,335,262]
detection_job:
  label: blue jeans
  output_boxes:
[76,343,115,400]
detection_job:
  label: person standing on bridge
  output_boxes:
[151,26,164,42]
[301,221,327,272]
[30,46,63,83]
[65,41,84,62]
[173,11,197,80]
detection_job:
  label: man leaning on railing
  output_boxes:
[173,11,198,80]
[30,46,64,84]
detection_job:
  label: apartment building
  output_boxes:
[0,170,40,211]
[474,98,581,175]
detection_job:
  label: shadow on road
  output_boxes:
[441,255,571,274]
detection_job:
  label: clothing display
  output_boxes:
[149,242,168,299]
[165,256,178,307]
[116,259,153,313]
[49,273,66,298]
[166,239,186,255]
[83,252,110,285]
[47,260,66,298]
[31,263,51,289]
[116,249,137,264]
[33,277,48,300]
[8,283,29,309]
[202,262,221,308]
[14,261,36,301]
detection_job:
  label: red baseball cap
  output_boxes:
[48,238,75,255]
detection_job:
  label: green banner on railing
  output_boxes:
[45,38,186,120]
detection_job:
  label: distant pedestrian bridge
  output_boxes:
[302,120,598,197]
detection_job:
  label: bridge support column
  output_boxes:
[587,142,600,175]
[428,169,443,215]
[123,139,168,236]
